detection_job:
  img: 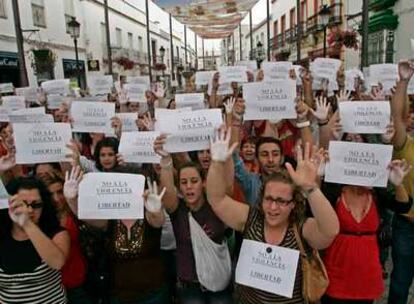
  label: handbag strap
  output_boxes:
[292,224,307,258]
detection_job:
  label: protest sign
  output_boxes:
[78,173,145,219]
[116,113,138,132]
[12,107,45,115]
[124,83,147,102]
[15,87,38,102]
[47,94,66,110]
[407,77,414,95]
[195,71,215,85]
[9,114,53,124]
[0,179,9,209]
[262,62,293,81]
[155,109,222,152]
[236,61,258,71]
[292,65,303,86]
[235,239,300,298]
[119,131,161,164]
[325,141,393,187]
[218,66,248,84]
[1,96,25,111]
[175,93,205,110]
[311,58,342,79]
[88,75,113,96]
[243,80,297,121]
[127,76,150,88]
[71,101,115,134]
[345,69,364,92]
[41,79,70,95]
[369,64,398,92]
[0,108,9,122]
[0,83,14,94]
[339,101,390,134]
[13,123,72,164]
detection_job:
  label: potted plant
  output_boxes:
[29,49,57,75]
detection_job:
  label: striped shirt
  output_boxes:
[235,208,305,304]
[0,262,67,304]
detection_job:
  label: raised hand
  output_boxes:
[8,195,30,227]
[310,96,331,122]
[388,159,412,186]
[141,112,155,131]
[398,60,414,82]
[144,178,166,212]
[0,151,16,172]
[296,99,310,121]
[66,139,81,167]
[153,134,170,158]
[111,116,122,139]
[336,90,352,102]
[223,97,235,115]
[381,119,395,144]
[63,166,83,200]
[210,126,237,162]
[285,142,318,190]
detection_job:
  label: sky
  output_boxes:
[130,0,268,53]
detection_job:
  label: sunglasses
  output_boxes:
[23,200,44,209]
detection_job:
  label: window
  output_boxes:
[128,32,133,50]
[290,8,296,28]
[101,23,107,45]
[0,0,7,19]
[314,0,319,15]
[138,36,143,52]
[300,1,308,22]
[32,0,46,28]
[115,28,122,47]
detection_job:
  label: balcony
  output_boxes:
[102,46,148,65]
[328,2,343,25]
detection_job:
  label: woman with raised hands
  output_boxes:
[63,166,169,304]
[206,127,340,303]
[0,177,70,304]
[153,134,233,304]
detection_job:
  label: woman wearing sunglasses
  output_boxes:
[0,177,70,303]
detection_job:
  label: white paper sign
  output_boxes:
[116,113,138,132]
[369,64,398,92]
[263,62,293,81]
[311,58,342,79]
[236,61,258,71]
[0,108,9,122]
[78,173,145,219]
[175,93,205,110]
[13,123,72,164]
[293,65,303,86]
[339,101,390,134]
[218,66,248,84]
[325,141,393,187]
[119,131,161,164]
[71,101,115,134]
[0,83,14,93]
[41,79,70,95]
[127,76,150,89]
[15,87,38,102]
[407,77,414,95]
[195,71,215,85]
[345,69,364,92]
[124,83,147,102]
[243,80,297,121]
[0,179,9,209]
[88,75,113,96]
[2,96,26,111]
[235,239,300,298]
[47,94,65,110]
[155,109,222,152]
[9,114,53,124]
[12,107,45,115]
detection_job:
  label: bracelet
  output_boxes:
[160,158,173,169]
[318,120,329,126]
[302,186,319,197]
[296,121,310,128]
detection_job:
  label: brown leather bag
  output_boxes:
[293,225,329,303]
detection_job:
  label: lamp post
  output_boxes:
[159,46,166,79]
[319,4,331,58]
[256,41,265,69]
[67,17,81,88]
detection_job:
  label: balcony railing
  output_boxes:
[102,46,148,64]
[328,2,343,25]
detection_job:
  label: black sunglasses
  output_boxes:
[23,201,44,209]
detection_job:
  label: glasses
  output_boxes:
[23,200,44,209]
[263,196,293,207]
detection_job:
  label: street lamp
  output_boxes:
[256,41,265,69]
[319,4,331,58]
[67,17,81,88]
[159,46,166,78]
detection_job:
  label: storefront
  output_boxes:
[62,58,86,88]
[0,51,21,87]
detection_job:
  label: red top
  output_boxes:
[323,195,384,300]
[61,215,87,289]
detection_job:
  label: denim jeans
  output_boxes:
[178,284,232,304]
[388,215,414,304]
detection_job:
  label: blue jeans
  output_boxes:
[388,215,414,304]
[178,283,232,304]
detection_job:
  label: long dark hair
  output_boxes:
[93,137,119,171]
[0,177,61,240]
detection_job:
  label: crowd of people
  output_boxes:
[0,58,414,304]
